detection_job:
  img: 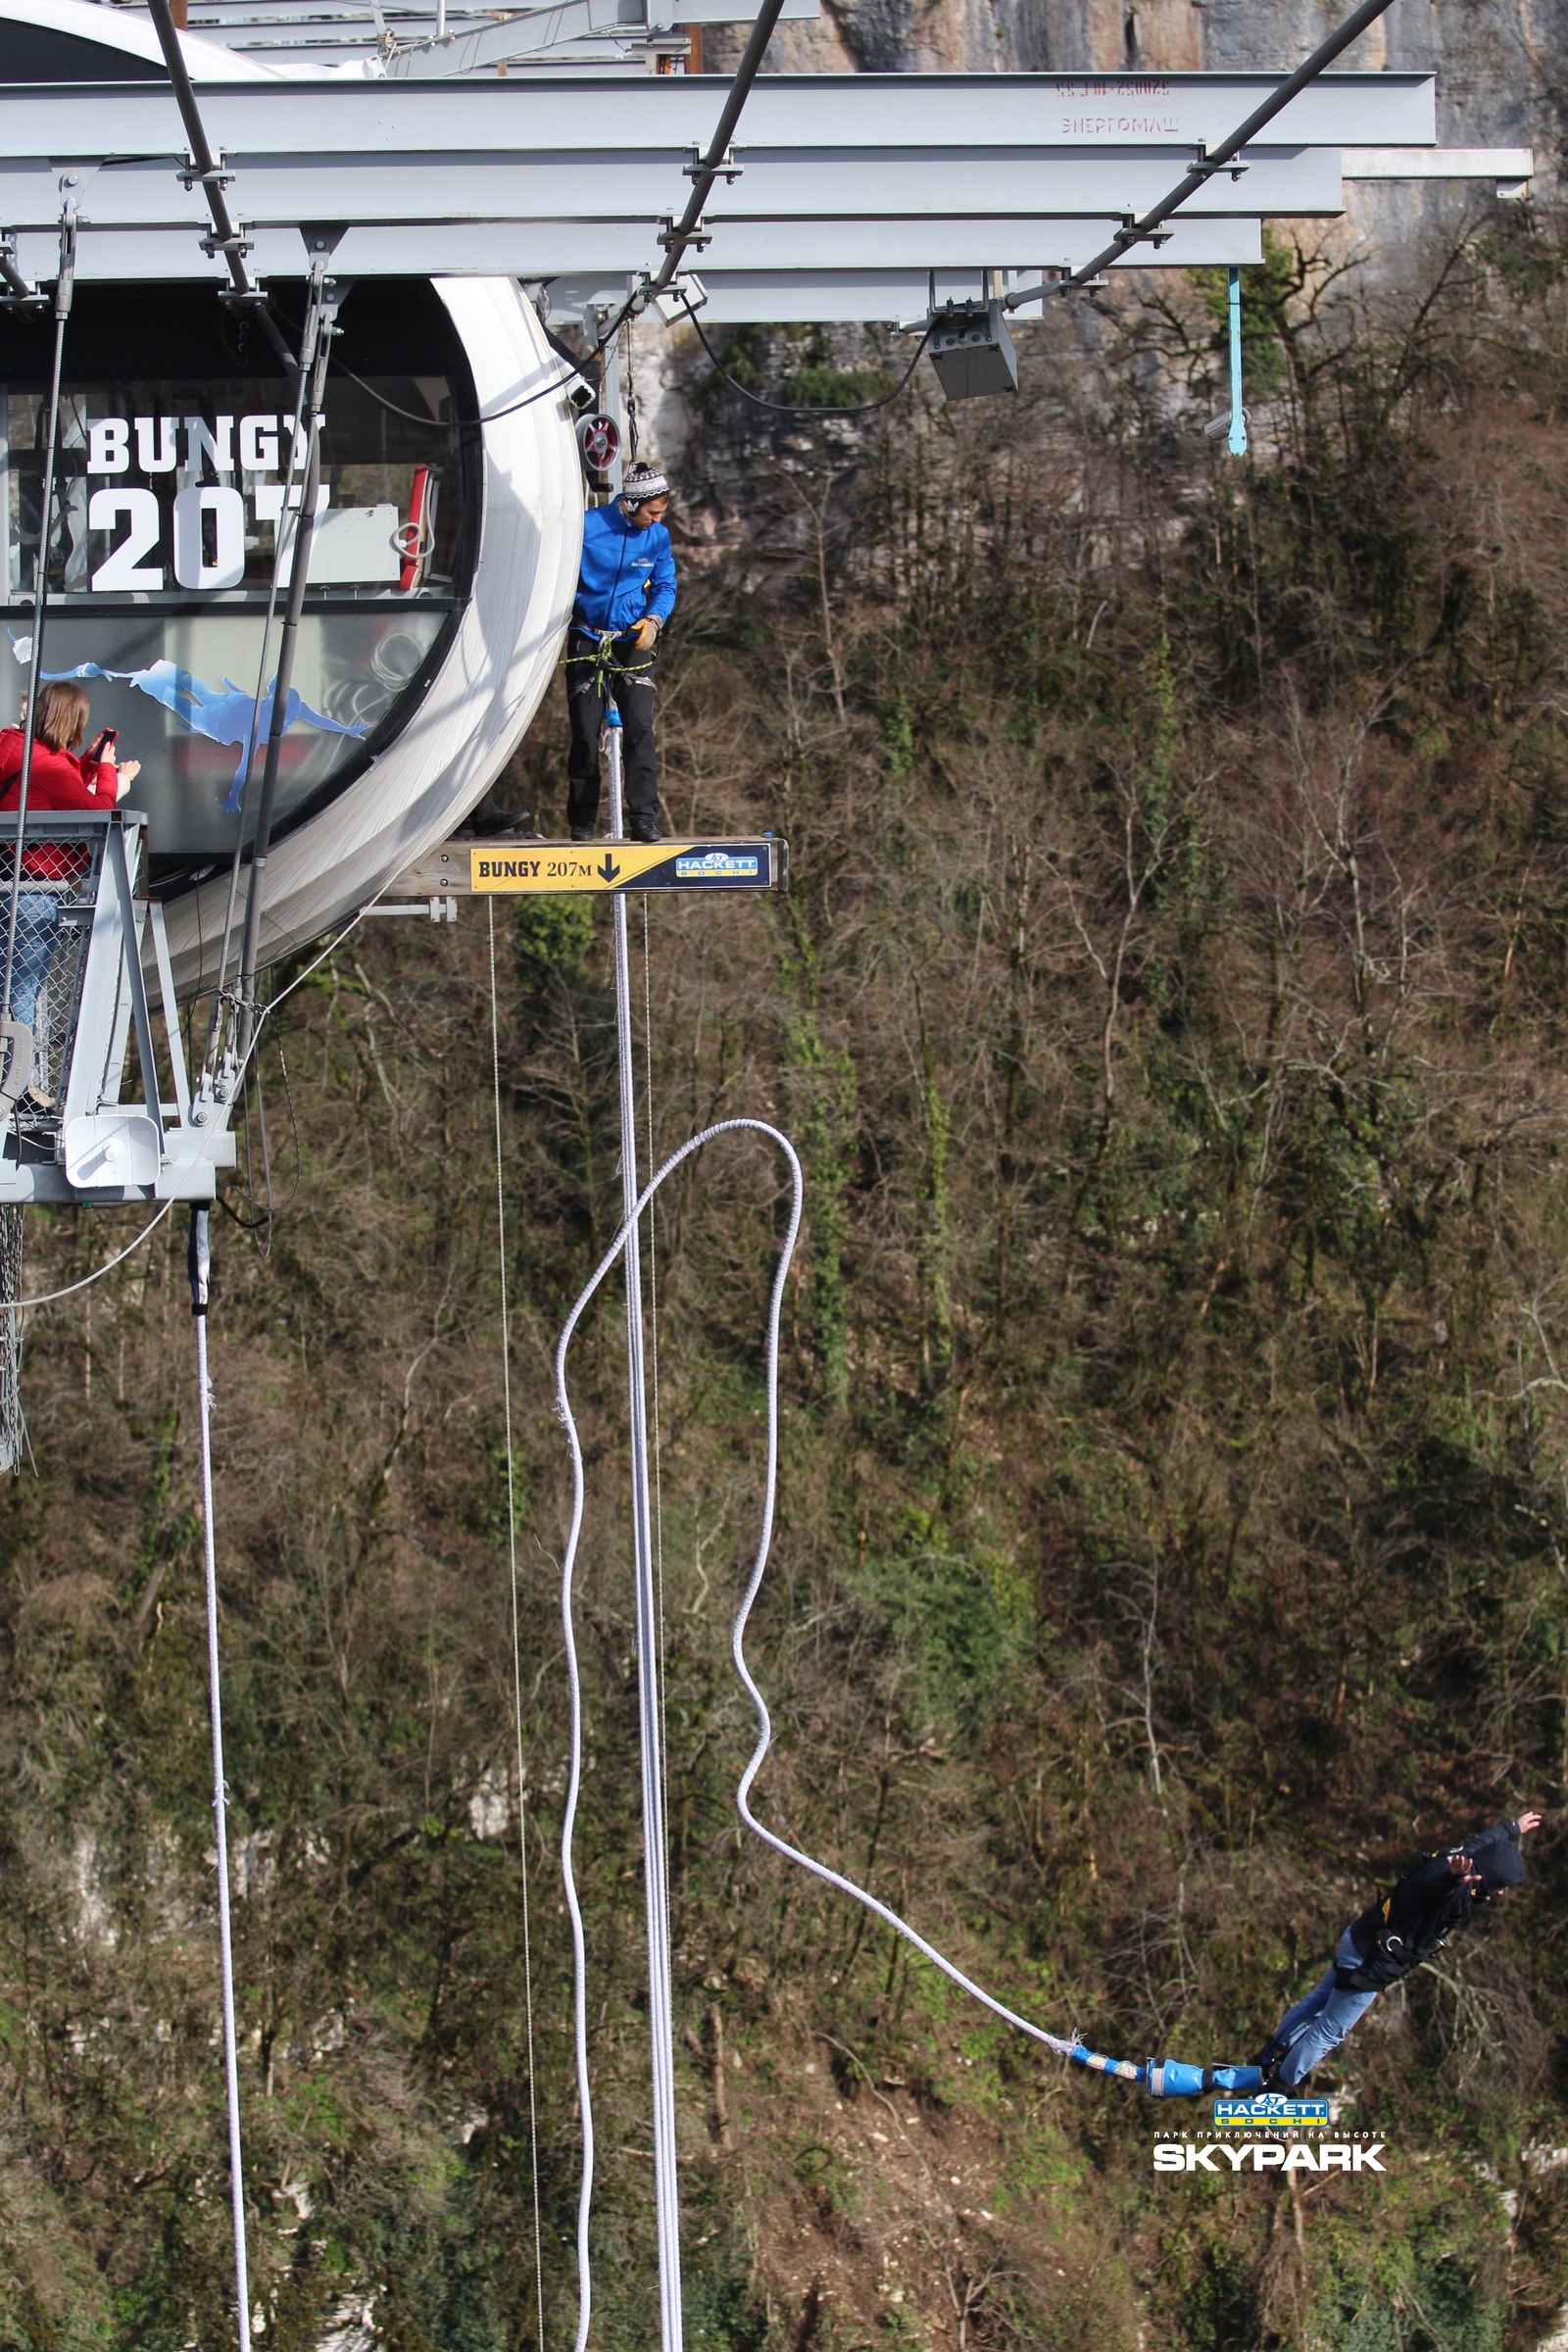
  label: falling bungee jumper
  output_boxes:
[1254,1812,1543,2091]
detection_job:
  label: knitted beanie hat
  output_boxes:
[620,463,669,507]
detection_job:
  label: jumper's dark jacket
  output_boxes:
[1336,1819,1525,1992]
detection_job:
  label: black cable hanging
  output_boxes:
[680,300,934,418]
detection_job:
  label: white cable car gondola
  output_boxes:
[0,0,584,1002]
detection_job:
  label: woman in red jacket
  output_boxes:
[0,680,139,1102]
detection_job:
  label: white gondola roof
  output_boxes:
[4,0,284,72]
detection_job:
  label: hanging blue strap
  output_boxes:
[1228,267,1248,458]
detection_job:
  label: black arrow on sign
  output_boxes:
[597,854,621,884]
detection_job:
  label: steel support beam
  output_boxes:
[675,241,1267,318]
[0,150,1346,232]
[8,214,1270,281]
[381,0,816,72]
[0,68,1475,310]
[0,73,1438,158]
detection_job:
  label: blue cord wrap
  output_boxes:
[1065,2048,1265,2096]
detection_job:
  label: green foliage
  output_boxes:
[842,1501,1032,1747]
[880,694,914,776]
[7,209,1568,2352]
[684,2236,769,2351]
[695,322,766,406]
[1307,2208,1507,2352]
[514,893,594,984]
[781,362,889,409]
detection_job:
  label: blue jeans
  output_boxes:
[1263,1926,1380,2088]
[8,892,59,1048]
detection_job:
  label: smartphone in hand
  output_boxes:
[88,728,119,761]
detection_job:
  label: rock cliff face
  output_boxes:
[687,1,1568,303]
[658,0,1568,581]
[763,0,1566,160]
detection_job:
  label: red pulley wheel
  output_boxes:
[579,415,620,472]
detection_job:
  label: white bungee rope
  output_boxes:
[553,1119,1096,2347]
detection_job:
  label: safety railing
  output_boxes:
[0,813,105,1125]
[0,810,236,1203]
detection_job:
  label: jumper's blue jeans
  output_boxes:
[1263,1927,1380,2088]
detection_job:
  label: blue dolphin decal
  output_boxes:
[10,641,366,808]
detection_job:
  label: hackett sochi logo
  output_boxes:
[1216,2092,1330,2129]
[1154,2139,1386,2174]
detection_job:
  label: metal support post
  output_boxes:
[1227,267,1248,458]
[2,207,74,1079]
[236,267,338,1059]
[189,1207,253,2352]
[606,710,683,2352]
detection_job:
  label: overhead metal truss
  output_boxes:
[0,69,1534,321]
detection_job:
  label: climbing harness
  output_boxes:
[188,1205,254,2352]
[564,626,660,702]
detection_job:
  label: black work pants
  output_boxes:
[565,627,660,833]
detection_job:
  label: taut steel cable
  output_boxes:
[188,1207,253,2352]
[488,903,548,2352]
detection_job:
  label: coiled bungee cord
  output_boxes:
[552,1121,1261,2341]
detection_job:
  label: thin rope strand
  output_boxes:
[3,902,360,1326]
[194,1304,254,2352]
[12,903,370,1326]
[490,902,547,2352]
[11,1198,174,1313]
[244,902,370,1043]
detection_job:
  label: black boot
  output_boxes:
[628,813,662,845]
[1263,2058,1311,2095]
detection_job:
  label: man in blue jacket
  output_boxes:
[1255,1809,1543,2090]
[565,462,677,844]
